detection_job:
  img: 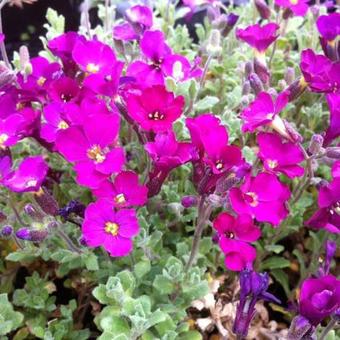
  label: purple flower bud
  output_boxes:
[253,58,270,84]
[318,240,337,276]
[34,188,59,216]
[24,204,36,216]
[0,63,16,90]
[248,73,264,95]
[16,228,32,241]
[79,236,88,246]
[254,0,271,19]
[181,195,198,208]
[212,232,219,244]
[242,80,251,95]
[325,147,340,159]
[1,225,13,237]
[308,134,324,155]
[287,315,315,340]
[221,13,239,36]
[244,62,254,77]
[286,78,307,102]
[0,211,6,223]
[29,229,48,242]
[267,87,278,99]
[207,194,222,208]
[283,120,303,143]
[285,67,295,85]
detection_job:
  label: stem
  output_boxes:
[319,318,338,340]
[185,197,211,271]
[56,228,82,254]
[0,0,11,69]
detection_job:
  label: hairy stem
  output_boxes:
[319,318,338,340]
[0,0,11,68]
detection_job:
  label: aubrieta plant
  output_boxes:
[0,0,339,338]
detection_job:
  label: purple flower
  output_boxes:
[113,5,153,41]
[299,275,340,326]
[181,195,198,208]
[0,114,25,148]
[316,13,340,42]
[257,132,304,178]
[93,171,148,208]
[287,315,315,340]
[4,156,48,193]
[229,172,291,226]
[126,85,184,132]
[1,225,13,237]
[0,156,12,183]
[300,49,340,94]
[324,94,340,146]
[318,240,337,277]
[127,30,201,85]
[82,199,139,256]
[233,270,280,338]
[47,76,80,103]
[275,0,309,16]
[241,91,290,137]
[306,161,340,234]
[55,112,125,189]
[213,213,261,271]
[236,23,279,53]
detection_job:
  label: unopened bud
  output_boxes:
[0,63,16,90]
[308,134,324,155]
[207,29,222,55]
[278,79,287,91]
[284,67,295,85]
[79,236,88,246]
[283,120,303,143]
[248,73,264,95]
[181,195,198,208]
[19,45,30,72]
[207,194,223,208]
[16,228,31,240]
[29,229,48,242]
[221,13,239,37]
[286,78,308,102]
[287,315,315,340]
[168,202,184,217]
[267,87,278,99]
[254,0,271,19]
[1,225,13,237]
[242,80,251,95]
[241,95,250,107]
[325,147,340,159]
[244,61,254,77]
[34,188,59,216]
[254,57,270,84]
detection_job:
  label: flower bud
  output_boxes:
[287,315,315,340]
[325,147,340,159]
[34,188,59,216]
[242,80,251,95]
[244,61,254,77]
[254,57,270,84]
[168,202,184,217]
[267,87,278,99]
[19,45,30,73]
[248,73,264,95]
[29,229,48,242]
[286,78,308,102]
[1,225,13,237]
[79,236,88,246]
[181,195,198,208]
[207,194,223,208]
[0,62,16,90]
[284,67,295,85]
[221,13,239,37]
[206,29,222,55]
[254,0,271,19]
[278,79,287,91]
[283,120,303,143]
[16,228,31,240]
[308,134,324,155]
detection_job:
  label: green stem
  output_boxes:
[319,318,337,340]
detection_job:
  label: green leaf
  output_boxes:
[82,253,99,271]
[0,294,24,336]
[6,249,38,263]
[194,96,219,112]
[134,260,151,279]
[260,257,290,270]
[264,245,285,254]
[179,330,202,340]
[153,275,174,294]
[271,269,290,297]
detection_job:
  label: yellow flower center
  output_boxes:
[247,192,259,207]
[290,0,298,4]
[105,222,119,236]
[86,63,100,74]
[37,76,46,86]
[148,111,165,121]
[266,159,278,169]
[26,179,38,188]
[0,133,8,146]
[87,145,106,163]
[114,193,126,205]
[57,121,69,130]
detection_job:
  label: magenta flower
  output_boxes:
[299,275,340,326]
[229,172,291,225]
[257,132,304,178]
[316,13,340,42]
[324,94,340,146]
[93,171,148,208]
[4,156,48,193]
[236,23,279,53]
[306,161,340,234]
[300,49,340,94]
[47,77,80,103]
[0,156,12,183]
[55,113,125,188]
[18,56,61,93]
[113,5,153,41]
[82,199,139,256]
[40,102,80,143]
[0,114,25,148]
[274,0,308,17]
[241,91,289,135]
[145,131,195,196]
[213,212,261,271]
[126,85,184,132]
[127,30,201,85]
